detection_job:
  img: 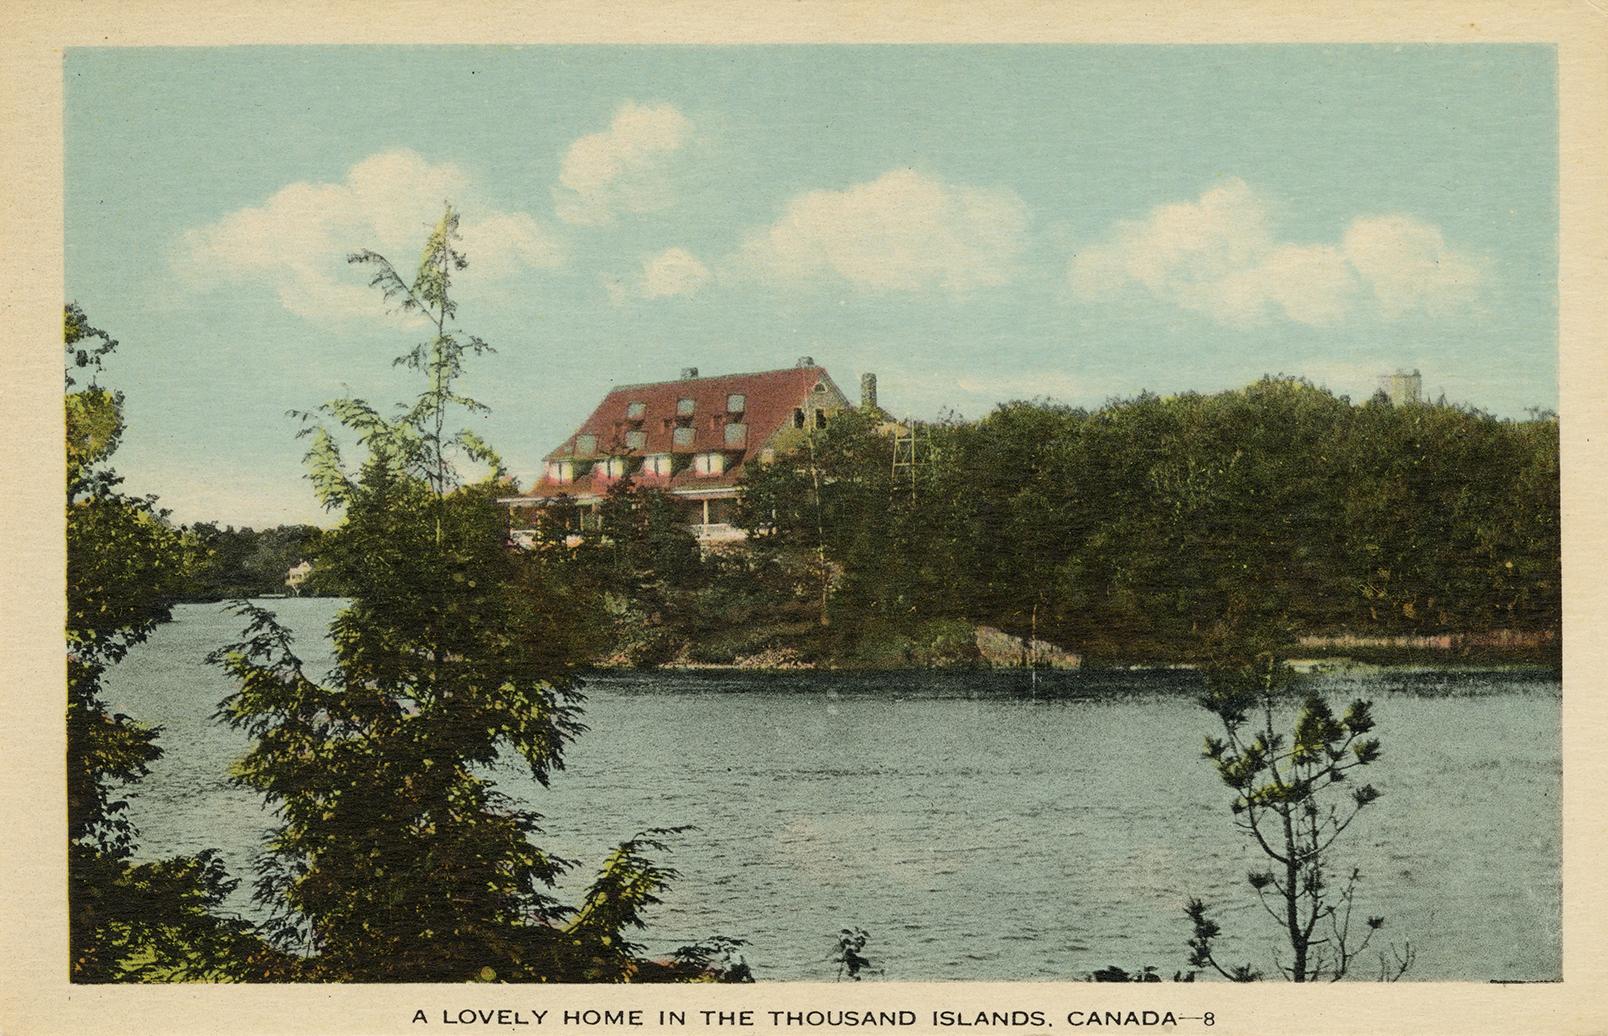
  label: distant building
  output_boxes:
[1379,368,1422,406]
[503,358,884,545]
[285,560,312,595]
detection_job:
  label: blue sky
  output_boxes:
[65,45,1557,527]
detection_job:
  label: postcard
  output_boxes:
[4,3,1606,1034]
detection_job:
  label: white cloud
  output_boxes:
[738,169,1030,295]
[639,247,711,299]
[553,102,693,226]
[174,149,564,322]
[1069,178,1485,327]
[1342,215,1484,318]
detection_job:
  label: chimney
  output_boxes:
[795,355,815,368]
[860,372,878,410]
[680,366,699,380]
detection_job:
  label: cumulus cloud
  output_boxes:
[174,149,564,322]
[738,169,1030,295]
[640,247,712,299]
[553,102,693,226]
[1342,215,1485,318]
[1069,179,1484,327]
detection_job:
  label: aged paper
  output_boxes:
[4,2,1606,1033]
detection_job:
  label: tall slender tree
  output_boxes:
[1185,645,1411,982]
[210,206,720,981]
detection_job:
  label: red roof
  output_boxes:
[515,365,843,502]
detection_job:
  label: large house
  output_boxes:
[503,358,882,545]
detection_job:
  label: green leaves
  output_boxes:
[1342,699,1376,736]
[1292,694,1345,765]
[67,305,270,982]
[65,301,119,387]
[211,206,722,983]
[1351,784,1381,808]
[731,373,1556,665]
[1192,646,1397,981]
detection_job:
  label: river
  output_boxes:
[103,598,1561,981]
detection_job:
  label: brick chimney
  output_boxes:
[680,366,699,380]
[795,356,815,368]
[860,372,878,410]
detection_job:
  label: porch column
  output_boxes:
[702,498,710,526]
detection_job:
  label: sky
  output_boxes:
[64,45,1557,528]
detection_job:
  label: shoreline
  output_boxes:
[586,654,1562,677]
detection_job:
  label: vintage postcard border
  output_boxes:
[4,3,1606,1034]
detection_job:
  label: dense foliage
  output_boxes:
[708,379,1559,665]
[208,208,740,982]
[66,303,265,981]
[176,522,328,600]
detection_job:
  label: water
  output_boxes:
[105,598,1561,981]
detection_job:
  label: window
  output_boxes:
[724,422,747,447]
[574,433,597,456]
[604,456,631,478]
[726,393,745,413]
[644,454,672,477]
[625,430,647,451]
[693,452,725,476]
[672,426,696,447]
[815,409,827,429]
[677,398,696,416]
[626,401,646,419]
[793,408,805,429]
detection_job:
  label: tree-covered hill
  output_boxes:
[568,377,1558,668]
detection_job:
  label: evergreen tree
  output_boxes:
[209,206,722,981]
[1185,643,1411,982]
[66,303,262,981]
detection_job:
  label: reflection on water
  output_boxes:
[104,599,1560,981]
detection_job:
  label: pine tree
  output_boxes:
[210,206,726,982]
[1185,645,1412,982]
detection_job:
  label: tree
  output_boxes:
[209,206,721,981]
[1186,646,1411,982]
[176,522,327,600]
[66,303,262,981]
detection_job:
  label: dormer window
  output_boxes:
[692,452,726,476]
[626,401,646,419]
[625,430,647,451]
[672,426,695,448]
[677,398,696,417]
[574,433,598,456]
[726,393,746,414]
[724,422,747,447]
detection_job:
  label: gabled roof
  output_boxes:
[515,365,847,502]
[546,366,831,461]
